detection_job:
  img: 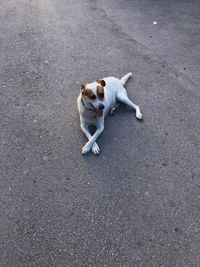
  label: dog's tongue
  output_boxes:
[96,109,103,117]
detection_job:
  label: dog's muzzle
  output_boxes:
[99,104,105,110]
[95,103,104,117]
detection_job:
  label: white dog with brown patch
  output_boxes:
[77,73,143,155]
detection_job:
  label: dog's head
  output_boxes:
[80,80,106,117]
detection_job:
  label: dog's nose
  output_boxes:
[99,103,105,110]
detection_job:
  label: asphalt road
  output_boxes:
[1,0,200,266]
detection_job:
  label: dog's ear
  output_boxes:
[81,84,87,95]
[81,83,86,90]
[96,80,106,87]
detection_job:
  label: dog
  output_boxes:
[77,73,143,155]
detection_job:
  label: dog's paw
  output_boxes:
[82,142,92,155]
[92,143,100,155]
[110,107,116,115]
[136,111,143,120]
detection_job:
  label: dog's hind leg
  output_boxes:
[117,92,143,120]
[110,103,120,115]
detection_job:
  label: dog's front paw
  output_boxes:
[92,143,100,155]
[82,142,92,155]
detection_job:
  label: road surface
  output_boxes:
[1,0,200,266]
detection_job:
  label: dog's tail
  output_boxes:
[120,72,132,86]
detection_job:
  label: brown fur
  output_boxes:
[96,79,106,87]
[81,80,106,100]
[96,84,104,100]
[81,84,95,99]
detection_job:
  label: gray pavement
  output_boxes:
[0,0,200,266]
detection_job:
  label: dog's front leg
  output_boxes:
[82,124,104,155]
[81,123,100,155]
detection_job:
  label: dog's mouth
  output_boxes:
[89,103,103,117]
[96,109,103,117]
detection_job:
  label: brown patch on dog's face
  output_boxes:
[81,84,96,100]
[95,80,105,100]
[96,84,104,100]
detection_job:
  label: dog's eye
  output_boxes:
[90,95,96,100]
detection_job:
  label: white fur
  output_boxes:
[77,73,143,154]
